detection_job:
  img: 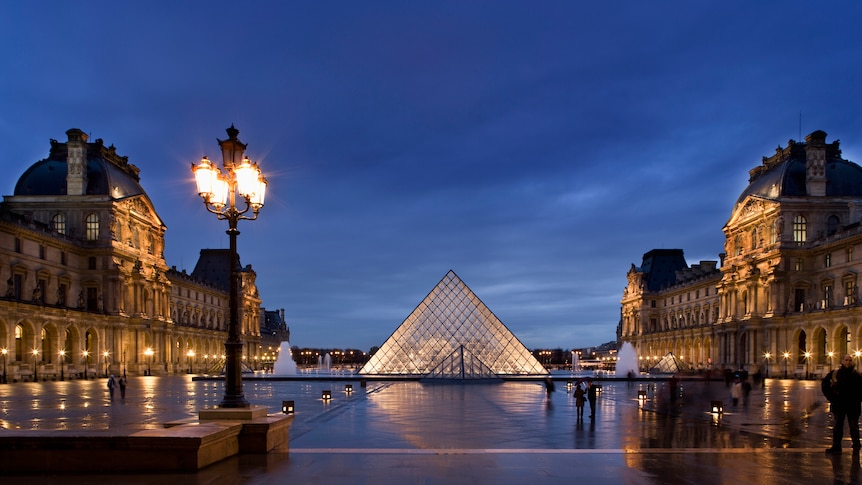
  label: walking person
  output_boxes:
[119,376,127,399]
[574,380,586,420]
[544,377,556,399]
[823,354,862,453]
[107,374,116,400]
[587,379,598,418]
[730,376,743,407]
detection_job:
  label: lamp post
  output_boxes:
[803,351,811,379]
[782,352,790,378]
[1,348,7,384]
[828,351,835,370]
[59,350,66,381]
[103,351,109,378]
[82,350,89,379]
[763,352,771,379]
[192,125,267,409]
[32,349,39,382]
[144,347,153,376]
[187,349,195,374]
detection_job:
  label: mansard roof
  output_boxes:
[735,130,862,206]
[14,128,145,199]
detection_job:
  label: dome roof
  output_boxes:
[14,129,145,199]
[735,130,862,205]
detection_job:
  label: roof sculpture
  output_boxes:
[359,270,547,379]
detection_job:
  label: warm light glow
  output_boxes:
[1,348,7,356]
[782,352,790,359]
[103,351,109,358]
[803,351,811,359]
[32,349,39,356]
[59,350,66,358]
[187,350,195,358]
[828,351,835,358]
[764,352,772,360]
[193,157,217,197]
[144,348,154,357]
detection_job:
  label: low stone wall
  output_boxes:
[0,414,293,474]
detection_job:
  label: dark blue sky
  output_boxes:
[2,2,861,350]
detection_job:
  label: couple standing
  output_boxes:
[823,354,862,453]
[574,379,596,420]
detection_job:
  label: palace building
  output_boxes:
[0,128,264,380]
[620,130,862,378]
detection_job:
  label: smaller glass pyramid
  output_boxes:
[359,270,547,378]
[649,352,691,374]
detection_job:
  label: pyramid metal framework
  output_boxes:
[359,270,547,378]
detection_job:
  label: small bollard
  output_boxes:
[360,379,367,388]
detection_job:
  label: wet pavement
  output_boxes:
[0,374,855,484]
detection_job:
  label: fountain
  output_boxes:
[272,341,297,375]
[615,342,639,378]
[321,352,332,371]
[571,351,580,373]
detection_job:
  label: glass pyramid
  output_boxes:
[359,270,547,378]
[649,352,692,374]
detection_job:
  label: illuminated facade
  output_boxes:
[360,270,546,378]
[621,131,862,377]
[0,129,262,380]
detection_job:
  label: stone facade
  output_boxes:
[620,131,862,378]
[0,129,262,380]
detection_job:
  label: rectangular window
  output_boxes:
[825,253,832,268]
[60,251,66,266]
[794,288,806,311]
[13,274,22,300]
[848,247,854,263]
[86,287,98,312]
[824,284,833,308]
[650,300,656,308]
[14,238,20,253]
[58,283,67,306]
[796,259,804,271]
[846,281,857,305]
[39,245,45,260]
[88,257,96,270]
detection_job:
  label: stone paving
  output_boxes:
[0,374,856,484]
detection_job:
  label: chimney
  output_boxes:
[65,128,88,196]
[805,130,828,197]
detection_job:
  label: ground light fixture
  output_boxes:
[322,390,332,401]
[345,384,353,393]
[282,400,295,414]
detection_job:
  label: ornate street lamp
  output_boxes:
[782,351,790,378]
[82,350,89,379]
[803,351,811,379]
[32,349,39,382]
[192,125,267,408]
[187,349,195,374]
[59,349,66,381]
[144,347,154,376]
[763,352,771,379]
[1,348,7,384]
[103,351,110,378]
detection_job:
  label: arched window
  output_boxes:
[793,215,807,243]
[85,213,99,241]
[51,213,66,235]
